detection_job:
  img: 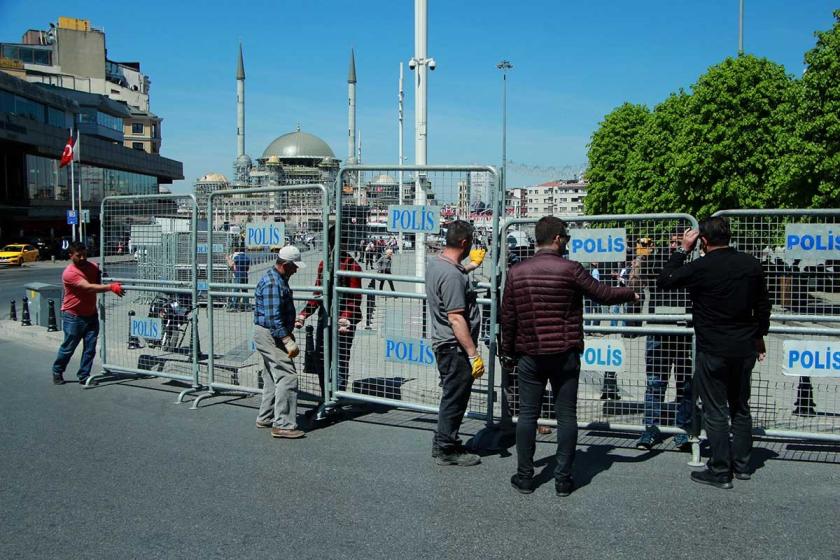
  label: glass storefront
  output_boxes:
[26,154,158,203]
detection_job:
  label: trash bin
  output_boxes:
[24,282,63,329]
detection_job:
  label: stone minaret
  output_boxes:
[236,43,246,159]
[347,49,357,164]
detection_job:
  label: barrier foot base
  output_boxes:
[189,389,216,410]
[687,437,704,467]
[176,386,203,405]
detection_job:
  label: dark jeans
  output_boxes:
[643,335,694,431]
[516,352,580,482]
[378,276,395,291]
[52,311,99,380]
[433,345,475,454]
[694,350,756,478]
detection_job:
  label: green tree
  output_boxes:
[671,55,804,217]
[800,10,840,207]
[584,103,650,214]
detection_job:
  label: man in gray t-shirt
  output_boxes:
[424,220,488,467]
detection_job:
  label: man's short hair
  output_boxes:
[68,241,87,254]
[445,220,474,248]
[699,216,731,246]
[535,216,568,246]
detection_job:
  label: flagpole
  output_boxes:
[76,130,83,244]
[69,140,76,242]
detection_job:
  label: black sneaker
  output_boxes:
[555,478,574,497]
[52,375,65,385]
[510,474,535,494]
[436,451,481,467]
[734,472,752,481]
[635,427,659,450]
[78,376,90,387]
[690,469,733,489]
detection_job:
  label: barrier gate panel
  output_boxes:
[331,166,500,419]
[714,210,840,439]
[205,185,330,401]
[98,195,198,385]
[500,214,698,433]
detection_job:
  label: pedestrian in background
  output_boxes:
[501,217,637,496]
[253,246,306,439]
[225,242,251,311]
[425,220,487,467]
[52,242,124,385]
[658,217,770,489]
[375,248,396,291]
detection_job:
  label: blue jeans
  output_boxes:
[643,335,693,430]
[609,303,625,327]
[52,311,99,381]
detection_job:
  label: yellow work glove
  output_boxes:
[282,336,300,359]
[469,248,487,267]
[468,355,485,379]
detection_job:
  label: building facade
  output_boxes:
[519,180,587,218]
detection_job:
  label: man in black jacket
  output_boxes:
[658,217,770,489]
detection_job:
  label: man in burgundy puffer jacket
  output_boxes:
[502,216,638,496]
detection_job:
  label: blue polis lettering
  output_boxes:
[571,235,626,255]
[787,231,840,251]
[132,319,160,339]
[582,346,623,367]
[247,225,282,246]
[388,207,436,232]
[384,338,436,365]
[788,348,840,370]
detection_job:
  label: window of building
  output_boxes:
[47,107,66,128]
[13,96,45,122]
[132,122,144,134]
[0,90,13,114]
[132,142,145,150]
[96,111,123,132]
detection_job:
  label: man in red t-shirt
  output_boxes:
[295,225,362,420]
[52,242,125,385]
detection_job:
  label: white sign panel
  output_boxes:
[130,316,162,341]
[581,338,626,372]
[783,340,840,377]
[245,220,285,249]
[568,228,627,263]
[784,224,840,262]
[386,205,440,234]
[383,336,436,367]
[130,224,162,246]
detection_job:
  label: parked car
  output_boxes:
[0,244,40,266]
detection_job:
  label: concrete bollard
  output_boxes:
[127,310,140,349]
[47,299,58,332]
[21,297,31,326]
[10,300,17,321]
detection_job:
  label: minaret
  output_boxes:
[347,49,357,164]
[236,43,246,159]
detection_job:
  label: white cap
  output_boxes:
[276,245,306,268]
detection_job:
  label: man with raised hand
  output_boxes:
[658,217,770,488]
[425,220,487,467]
[254,246,306,439]
[52,242,124,386]
[501,217,637,496]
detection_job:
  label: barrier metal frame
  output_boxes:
[90,193,201,403]
[330,165,501,421]
[192,184,332,408]
[713,208,840,442]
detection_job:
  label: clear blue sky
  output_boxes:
[1,0,836,190]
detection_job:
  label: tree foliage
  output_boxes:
[585,11,840,215]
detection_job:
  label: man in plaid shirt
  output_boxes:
[254,246,307,438]
[296,225,362,421]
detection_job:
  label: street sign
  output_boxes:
[66,210,78,225]
[81,209,90,223]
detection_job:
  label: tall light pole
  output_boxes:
[398,62,405,253]
[738,0,744,55]
[497,60,512,194]
[409,0,435,288]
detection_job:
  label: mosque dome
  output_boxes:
[372,174,398,185]
[262,130,336,159]
[235,154,252,167]
[198,172,229,183]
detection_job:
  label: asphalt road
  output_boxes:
[0,335,838,560]
[0,261,66,320]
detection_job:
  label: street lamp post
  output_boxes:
[738,0,744,55]
[497,60,512,195]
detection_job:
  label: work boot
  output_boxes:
[271,427,305,439]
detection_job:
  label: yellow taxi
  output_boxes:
[0,244,40,266]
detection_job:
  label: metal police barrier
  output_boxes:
[92,194,201,401]
[713,209,840,442]
[499,214,700,443]
[193,185,331,408]
[329,165,501,421]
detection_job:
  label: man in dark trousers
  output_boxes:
[658,217,770,489]
[501,217,638,496]
[52,242,124,385]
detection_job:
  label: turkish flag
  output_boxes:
[59,135,75,168]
